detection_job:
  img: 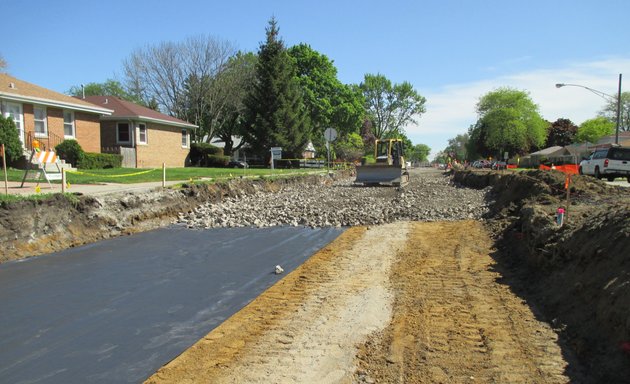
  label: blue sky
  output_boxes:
[2,0,629,158]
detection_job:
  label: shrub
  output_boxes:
[0,115,24,165]
[78,152,122,169]
[361,155,376,165]
[55,140,85,166]
[189,143,224,166]
[207,155,230,167]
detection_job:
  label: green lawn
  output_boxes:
[3,167,325,184]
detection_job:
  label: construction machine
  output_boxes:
[355,139,410,186]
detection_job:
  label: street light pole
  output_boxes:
[555,73,623,145]
[615,73,622,145]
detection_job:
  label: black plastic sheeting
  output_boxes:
[0,225,344,383]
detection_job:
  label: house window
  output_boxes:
[3,102,24,145]
[34,106,47,136]
[117,122,130,143]
[181,129,188,148]
[138,123,147,144]
[63,110,75,137]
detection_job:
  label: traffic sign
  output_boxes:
[324,128,337,142]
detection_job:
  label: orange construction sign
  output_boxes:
[36,150,58,164]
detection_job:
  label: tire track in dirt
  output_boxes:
[356,221,570,383]
[146,223,409,383]
[147,220,572,383]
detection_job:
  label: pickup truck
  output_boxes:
[579,146,630,182]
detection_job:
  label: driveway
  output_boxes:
[0,225,343,383]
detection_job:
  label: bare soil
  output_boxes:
[146,221,574,383]
[3,168,628,382]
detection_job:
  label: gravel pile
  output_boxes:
[177,169,491,228]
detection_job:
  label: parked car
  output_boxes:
[579,146,630,182]
[227,160,248,168]
[491,161,507,170]
[472,160,491,168]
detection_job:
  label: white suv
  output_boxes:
[579,146,630,182]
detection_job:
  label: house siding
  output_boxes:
[136,122,189,168]
[10,101,101,153]
[22,103,34,135]
[74,112,101,153]
[46,107,64,142]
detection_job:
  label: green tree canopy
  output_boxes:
[0,115,23,165]
[408,143,431,163]
[545,118,577,147]
[67,79,145,105]
[213,51,258,156]
[360,73,426,139]
[242,18,310,159]
[576,116,615,143]
[288,44,364,155]
[334,132,364,161]
[599,91,630,132]
[469,87,546,157]
[444,133,469,161]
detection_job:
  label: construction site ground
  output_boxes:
[2,168,629,383]
[147,221,569,383]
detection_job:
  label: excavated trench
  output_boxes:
[455,169,630,383]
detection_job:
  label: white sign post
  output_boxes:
[323,128,337,171]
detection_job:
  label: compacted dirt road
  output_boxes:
[146,220,571,383]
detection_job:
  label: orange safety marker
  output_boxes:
[37,150,58,164]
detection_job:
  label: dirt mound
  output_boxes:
[456,169,630,383]
[0,174,337,263]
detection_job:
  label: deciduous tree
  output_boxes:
[360,73,426,139]
[213,52,258,156]
[545,118,577,147]
[599,91,629,132]
[408,143,431,162]
[444,133,469,161]
[288,44,364,154]
[67,79,145,106]
[576,116,615,143]
[123,35,237,122]
[469,87,546,157]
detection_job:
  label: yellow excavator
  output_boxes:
[355,139,409,186]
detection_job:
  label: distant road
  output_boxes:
[0,225,343,383]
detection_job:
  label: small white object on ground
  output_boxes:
[275,265,284,274]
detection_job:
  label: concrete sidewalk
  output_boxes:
[1,179,185,196]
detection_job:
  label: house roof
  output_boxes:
[529,146,567,156]
[210,136,243,148]
[83,96,197,129]
[596,132,630,146]
[0,73,113,115]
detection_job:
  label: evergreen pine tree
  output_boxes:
[243,17,310,159]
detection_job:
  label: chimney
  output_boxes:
[8,82,15,89]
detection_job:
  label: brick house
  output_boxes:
[0,73,113,156]
[84,96,197,168]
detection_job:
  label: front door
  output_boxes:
[4,102,24,146]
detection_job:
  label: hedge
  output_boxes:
[55,139,85,167]
[189,143,224,166]
[79,153,122,169]
[207,155,230,167]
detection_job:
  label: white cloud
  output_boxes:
[405,57,630,158]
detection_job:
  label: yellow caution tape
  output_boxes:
[65,168,157,178]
